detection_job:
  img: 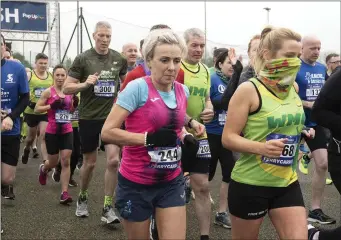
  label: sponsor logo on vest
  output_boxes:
[189,86,207,97]
[267,113,305,129]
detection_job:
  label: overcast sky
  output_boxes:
[14,1,341,65]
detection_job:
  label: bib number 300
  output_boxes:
[94,80,115,97]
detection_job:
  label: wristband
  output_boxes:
[144,132,148,147]
[144,132,153,147]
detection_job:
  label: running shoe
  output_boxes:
[214,212,231,229]
[101,205,120,224]
[75,195,89,217]
[1,184,15,200]
[69,179,78,187]
[326,178,333,185]
[308,209,336,225]
[21,147,30,164]
[299,154,310,175]
[52,168,60,182]
[308,224,319,240]
[38,164,47,185]
[32,147,39,158]
[60,191,73,205]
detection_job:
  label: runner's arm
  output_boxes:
[221,60,244,111]
[5,66,29,120]
[34,89,51,113]
[63,76,89,94]
[101,104,144,146]
[312,68,341,138]
[64,55,88,94]
[119,57,128,83]
[222,82,265,154]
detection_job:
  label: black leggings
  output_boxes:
[318,226,341,240]
[207,133,235,183]
[56,127,81,177]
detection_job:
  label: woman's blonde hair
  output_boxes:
[142,29,187,65]
[254,26,301,74]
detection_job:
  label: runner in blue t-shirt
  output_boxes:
[295,35,335,225]
[1,34,29,202]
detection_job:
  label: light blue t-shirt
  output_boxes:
[117,78,190,113]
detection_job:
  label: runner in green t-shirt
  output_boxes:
[63,21,127,224]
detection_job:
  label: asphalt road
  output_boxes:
[2,145,340,239]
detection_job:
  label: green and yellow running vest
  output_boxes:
[24,70,53,115]
[231,78,305,187]
[181,61,210,140]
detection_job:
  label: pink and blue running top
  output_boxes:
[117,76,189,185]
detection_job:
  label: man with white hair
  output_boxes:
[122,43,138,72]
[180,28,214,240]
[63,21,128,224]
[295,35,336,225]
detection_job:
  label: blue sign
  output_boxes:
[1,1,48,32]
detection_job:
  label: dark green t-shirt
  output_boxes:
[68,48,127,120]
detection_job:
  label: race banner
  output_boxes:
[1,1,48,32]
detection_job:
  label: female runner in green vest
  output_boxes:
[222,26,314,239]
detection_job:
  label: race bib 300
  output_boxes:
[148,145,181,170]
[94,80,115,97]
[262,133,300,166]
[55,110,71,123]
[196,139,211,159]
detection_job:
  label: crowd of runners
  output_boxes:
[1,20,341,240]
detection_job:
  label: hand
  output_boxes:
[1,116,13,132]
[73,95,79,108]
[50,99,64,110]
[261,138,288,159]
[146,128,178,147]
[302,127,315,139]
[182,133,199,156]
[85,72,99,86]
[228,48,237,65]
[190,120,205,137]
[200,108,214,124]
[28,101,36,110]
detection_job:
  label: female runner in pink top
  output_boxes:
[102,29,204,240]
[35,64,78,204]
